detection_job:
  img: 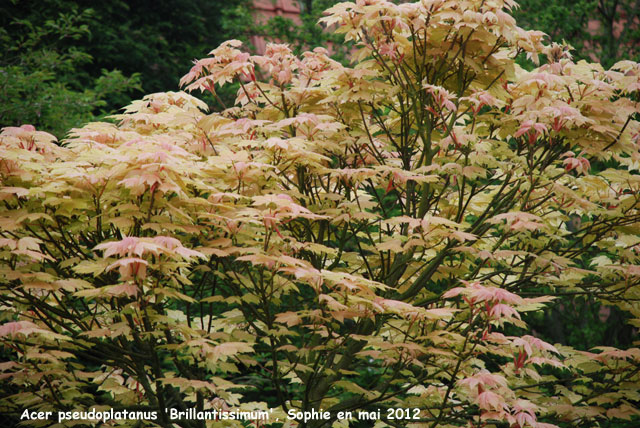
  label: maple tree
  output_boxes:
[1,1,640,427]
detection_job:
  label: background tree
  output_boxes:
[0,0,252,137]
[0,4,141,138]
[514,0,640,67]
[257,0,352,63]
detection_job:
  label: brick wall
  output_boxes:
[250,0,301,54]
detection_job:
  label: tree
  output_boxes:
[1,1,640,428]
[58,0,254,95]
[514,0,640,68]
[0,4,141,138]
[0,0,253,137]
[510,0,640,356]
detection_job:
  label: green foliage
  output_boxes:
[72,0,254,94]
[0,2,142,137]
[515,0,640,67]
[0,0,253,137]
